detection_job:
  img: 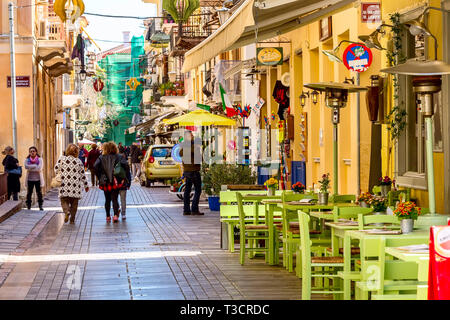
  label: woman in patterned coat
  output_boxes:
[54,144,89,224]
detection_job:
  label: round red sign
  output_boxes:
[342,43,373,72]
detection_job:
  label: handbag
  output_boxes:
[51,173,62,188]
[113,160,127,180]
[7,166,22,177]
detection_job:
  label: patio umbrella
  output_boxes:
[77,138,95,145]
[163,109,235,126]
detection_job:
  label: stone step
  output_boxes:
[0,200,23,224]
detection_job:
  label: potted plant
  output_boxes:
[357,192,373,208]
[393,201,422,234]
[264,178,279,196]
[367,196,387,215]
[318,173,330,205]
[379,176,394,197]
[292,182,306,194]
[202,163,257,211]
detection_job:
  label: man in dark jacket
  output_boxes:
[129,143,143,181]
[180,131,203,216]
[86,144,101,186]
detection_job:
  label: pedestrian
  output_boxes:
[2,146,21,201]
[24,146,44,210]
[118,143,127,161]
[55,144,89,224]
[119,157,131,221]
[94,142,128,223]
[86,144,101,187]
[129,143,142,181]
[180,131,203,215]
[78,143,88,170]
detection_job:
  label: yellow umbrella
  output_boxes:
[163,109,236,126]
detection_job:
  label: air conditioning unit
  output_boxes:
[38,20,47,39]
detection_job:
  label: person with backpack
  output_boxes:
[94,142,128,223]
[86,144,101,187]
[2,146,21,201]
[118,158,131,220]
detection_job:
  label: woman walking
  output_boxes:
[24,147,44,210]
[119,158,131,220]
[55,144,89,224]
[94,142,128,223]
[2,146,21,201]
[87,144,101,187]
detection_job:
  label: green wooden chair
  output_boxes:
[332,206,374,222]
[236,192,270,265]
[387,189,411,207]
[358,238,426,300]
[357,214,400,230]
[297,210,344,300]
[329,194,356,203]
[372,185,381,195]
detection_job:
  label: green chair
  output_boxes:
[372,185,381,195]
[387,189,411,207]
[359,238,426,300]
[332,206,374,222]
[236,192,269,265]
[357,214,400,230]
[330,194,356,203]
[297,210,344,300]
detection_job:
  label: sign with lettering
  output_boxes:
[429,225,450,300]
[361,2,381,23]
[256,47,283,66]
[342,44,373,72]
[7,76,30,88]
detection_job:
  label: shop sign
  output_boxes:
[342,43,373,72]
[361,2,381,23]
[7,76,30,87]
[256,47,283,66]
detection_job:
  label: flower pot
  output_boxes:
[359,201,369,208]
[267,188,275,196]
[318,193,329,205]
[401,219,414,234]
[380,184,391,197]
[208,196,220,211]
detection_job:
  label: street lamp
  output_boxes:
[299,91,309,107]
[380,6,450,224]
[79,67,87,82]
[321,40,365,63]
[303,82,367,195]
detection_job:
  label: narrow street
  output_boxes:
[0,182,306,300]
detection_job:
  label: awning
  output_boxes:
[129,111,179,133]
[182,0,355,72]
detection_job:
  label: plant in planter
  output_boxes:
[357,192,373,208]
[292,182,306,194]
[393,201,422,234]
[202,163,257,210]
[318,173,330,204]
[264,178,279,196]
[367,196,387,214]
[379,176,394,197]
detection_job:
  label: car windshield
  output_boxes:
[151,147,172,158]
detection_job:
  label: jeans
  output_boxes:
[60,197,79,223]
[104,190,120,217]
[119,190,127,216]
[131,163,141,180]
[183,171,201,213]
[89,169,98,186]
[26,180,43,208]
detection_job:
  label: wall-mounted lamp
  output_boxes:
[79,67,87,82]
[321,40,365,63]
[358,24,393,50]
[311,90,319,104]
[299,91,309,107]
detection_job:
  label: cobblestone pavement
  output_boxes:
[0,182,321,300]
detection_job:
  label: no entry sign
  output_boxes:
[342,44,373,72]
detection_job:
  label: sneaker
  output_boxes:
[27,205,31,210]
[183,212,191,215]
[64,213,69,223]
[69,220,75,225]
[106,216,111,223]
[113,216,119,223]
[121,215,126,220]
[39,206,44,211]
[191,212,204,215]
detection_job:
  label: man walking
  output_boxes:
[129,143,142,181]
[180,131,203,216]
[87,144,101,186]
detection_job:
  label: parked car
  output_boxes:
[140,144,181,187]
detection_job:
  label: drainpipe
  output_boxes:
[8,2,18,153]
[356,73,361,195]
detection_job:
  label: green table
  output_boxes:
[343,229,429,300]
[385,247,429,300]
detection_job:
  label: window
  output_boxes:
[151,147,172,158]
[396,10,443,189]
[319,17,332,41]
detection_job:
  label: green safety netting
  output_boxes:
[97,35,146,144]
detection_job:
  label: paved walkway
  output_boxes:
[0,182,329,300]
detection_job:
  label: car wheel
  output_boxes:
[145,179,152,188]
